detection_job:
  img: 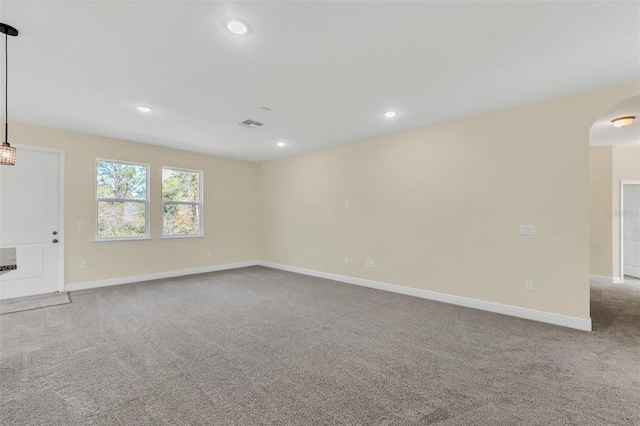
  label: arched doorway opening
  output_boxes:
[589,95,640,328]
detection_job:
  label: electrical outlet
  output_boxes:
[207,250,212,257]
[80,261,87,269]
[344,257,349,264]
[77,221,87,229]
[525,280,534,291]
[345,202,349,209]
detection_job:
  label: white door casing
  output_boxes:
[0,146,64,299]
[622,183,640,279]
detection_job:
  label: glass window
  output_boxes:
[96,159,149,240]
[162,167,203,237]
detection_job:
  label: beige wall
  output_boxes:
[589,146,613,276]
[259,80,640,320]
[7,122,259,285]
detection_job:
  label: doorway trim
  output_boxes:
[620,179,640,281]
[13,144,65,293]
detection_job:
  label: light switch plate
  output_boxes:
[520,225,536,235]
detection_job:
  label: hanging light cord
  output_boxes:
[4,30,8,145]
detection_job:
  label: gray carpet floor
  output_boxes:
[0,292,71,315]
[1,266,639,425]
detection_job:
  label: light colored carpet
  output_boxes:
[0,291,70,315]
[1,266,639,425]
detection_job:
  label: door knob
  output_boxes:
[52,231,58,235]
[52,239,58,243]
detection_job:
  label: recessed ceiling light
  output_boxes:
[226,19,248,35]
[277,141,286,147]
[384,111,397,118]
[611,116,635,128]
[137,106,152,113]
[259,107,271,113]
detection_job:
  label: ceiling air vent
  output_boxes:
[239,119,264,129]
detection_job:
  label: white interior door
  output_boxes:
[623,184,640,279]
[0,147,61,299]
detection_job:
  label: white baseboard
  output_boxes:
[65,261,259,292]
[590,275,623,284]
[624,266,640,280]
[260,261,592,331]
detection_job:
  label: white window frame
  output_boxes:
[161,166,204,239]
[95,158,150,242]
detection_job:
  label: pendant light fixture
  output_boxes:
[0,23,18,166]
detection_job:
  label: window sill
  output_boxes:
[94,237,152,243]
[161,235,204,240]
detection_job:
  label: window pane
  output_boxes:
[162,169,200,202]
[97,161,147,200]
[163,204,200,236]
[97,201,146,238]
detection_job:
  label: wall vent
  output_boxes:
[239,119,264,129]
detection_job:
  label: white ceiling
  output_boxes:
[1,1,639,162]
